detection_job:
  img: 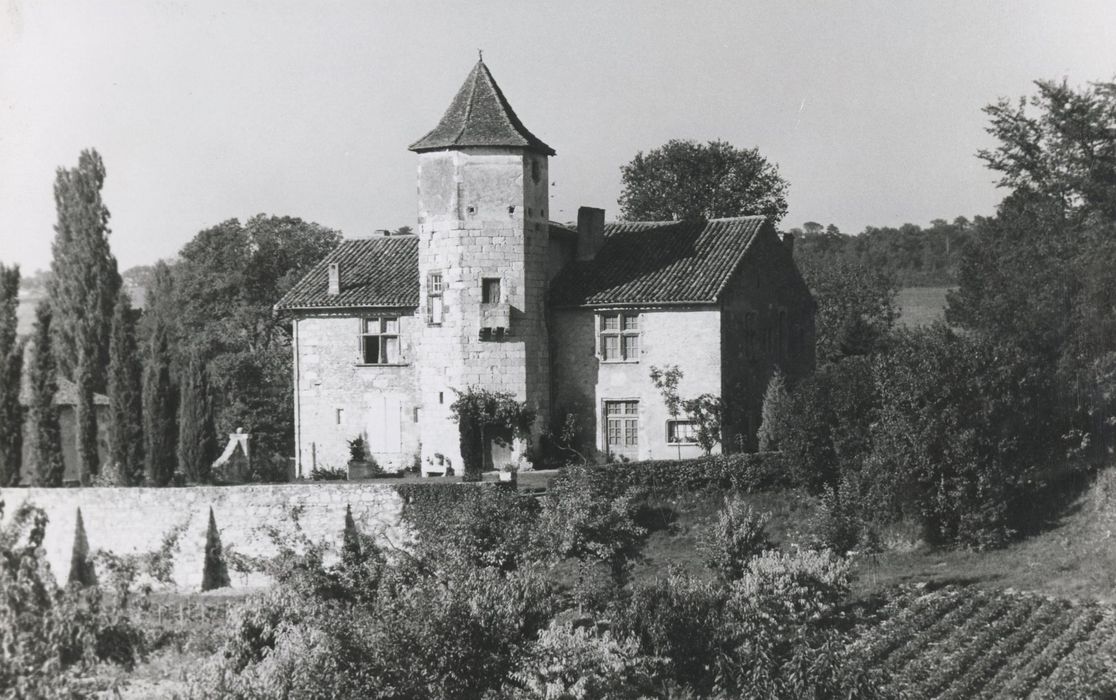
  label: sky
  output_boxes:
[1,1,1114,274]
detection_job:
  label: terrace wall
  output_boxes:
[0,482,412,591]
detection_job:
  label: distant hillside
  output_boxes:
[16,266,148,336]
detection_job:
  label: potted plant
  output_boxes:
[498,462,519,484]
[347,436,384,479]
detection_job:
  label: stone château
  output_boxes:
[275,59,815,476]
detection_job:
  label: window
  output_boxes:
[667,420,698,444]
[599,312,640,362]
[361,317,400,364]
[427,272,444,325]
[482,278,502,303]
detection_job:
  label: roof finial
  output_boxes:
[478,48,484,62]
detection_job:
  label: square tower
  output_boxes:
[409,60,553,472]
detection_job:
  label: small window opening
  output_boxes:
[482,278,502,303]
[508,205,516,215]
[466,205,476,215]
[438,391,444,405]
[335,408,344,425]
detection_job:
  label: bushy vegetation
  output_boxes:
[0,500,149,697]
[171,469,884,699]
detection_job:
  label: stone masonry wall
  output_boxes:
[0,483,410,591]
[294,314,420,476]
[719,226,816,450]
[414,148,551,472]
[551,307,722,461]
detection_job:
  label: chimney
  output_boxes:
[576,206,605,261]
[781,232,794,255]
[375,229,390,237]
[327,262,340,296]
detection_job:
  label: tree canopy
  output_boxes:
[618,139,789,223]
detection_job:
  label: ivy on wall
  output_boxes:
[449,387,536,481]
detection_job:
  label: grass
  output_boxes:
[896,286,954,327]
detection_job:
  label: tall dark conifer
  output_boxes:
[177,351,216,483]
[107,290,144,485]
[49,149,120,480]
[143,316,177,486]
[0,264,23,486]
[28,301,64,486]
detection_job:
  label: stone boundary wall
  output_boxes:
[0,483,412,591]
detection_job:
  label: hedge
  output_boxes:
[553,452,789,496]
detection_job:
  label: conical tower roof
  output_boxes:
[409,60,555,156]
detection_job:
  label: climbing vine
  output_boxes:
[449,387,536,481]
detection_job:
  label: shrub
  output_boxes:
[536,464,646,580]
[557,452,788,496]
[396,483,539,572]
[309,465,347,481]
[701,496,772,581]
[757,368,792,452]
[0,501,145,694]
[508,621,664,699]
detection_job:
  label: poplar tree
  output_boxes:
[28,301,64,486]
[177,352,216,483]
[0,264,23,486]
[107,290,144,485]
[49,149,121,480]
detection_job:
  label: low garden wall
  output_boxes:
[0,483,412,591]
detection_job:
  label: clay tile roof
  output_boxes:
[548,216,768,306]
[274,236,419,311]
[409,60,555,156]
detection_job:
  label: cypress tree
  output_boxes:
[143,316,177,486]
[757,368,792,452]
[68,508,97,587]
[107,290,144,485]
[177,351,216,483]
[0,264,23,486]
[28,301,64,486]
[49,150,120,482]
[74,356,98,483]
[201,507,229,591]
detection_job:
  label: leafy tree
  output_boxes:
[782,356,878,495]
[949,77,1116,451]
[143,271,177,486]
[177,352,217,483]
[796,256,898,366]
[681,394,722,455]
[977,78,1116,224]
[106,291,143,485]
[618,139,789,223]
[0,264,21,486]
[701,497,772,581]
[27,302,64,487]
[867,325,1047,547]
[49,150,120,483]
[161,215,341,471]
[756,368,791,452]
